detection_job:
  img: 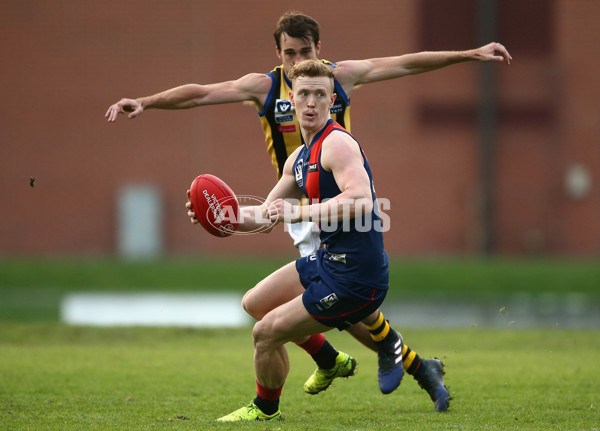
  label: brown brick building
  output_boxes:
[1,0,598,257]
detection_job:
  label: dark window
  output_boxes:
[497,0,554,55]
[418,0,477,50]
[419,0,554,54]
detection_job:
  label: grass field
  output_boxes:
[1,257,599,429]
[1,324,599,430]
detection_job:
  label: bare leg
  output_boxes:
[253,295,331,389]
[217,266,330,423]
[242,261,304,320]
[346,322,379,351]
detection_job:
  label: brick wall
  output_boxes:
[1,0,598,257]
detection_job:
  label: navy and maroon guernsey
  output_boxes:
[292,119,388,291]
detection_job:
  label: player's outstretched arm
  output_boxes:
[105,73,272,122]
[335,42,512,91]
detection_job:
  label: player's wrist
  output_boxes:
[294,205,308,223]
[136,97,149,110]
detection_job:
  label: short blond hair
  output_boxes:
[288,59,335,82]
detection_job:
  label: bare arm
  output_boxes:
[335,42,512,93]
[268,132,373,224]
[186,135,372,231]
[253,147,305,230]
[236,164,303,233]
[106,73,272,122]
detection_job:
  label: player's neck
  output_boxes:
[301,119,330,147]
[301,130,315,147]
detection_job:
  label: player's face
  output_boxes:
[277,33,320,76]
[290,76,336,135]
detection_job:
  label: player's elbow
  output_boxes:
[352,196,373,218]
[346,186,374,217]
[331,195,373,221]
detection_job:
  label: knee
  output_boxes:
[252,319,274,351]
[242,287,266,320]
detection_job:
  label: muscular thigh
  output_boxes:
[254,295,331,348]
[242,261,305,320]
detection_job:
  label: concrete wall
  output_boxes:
[1,0,598,257]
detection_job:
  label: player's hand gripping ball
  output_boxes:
[189,174,239,237]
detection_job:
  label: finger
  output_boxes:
[128,107,142,119]
[494,43,512,62]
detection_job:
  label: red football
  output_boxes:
[189,174,239,237]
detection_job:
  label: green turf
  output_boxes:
[2,257,599,322]
[0,324,598,430]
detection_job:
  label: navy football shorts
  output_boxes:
[296,253,386,331]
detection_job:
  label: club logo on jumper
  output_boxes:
[318,293,339,310]
[275,99,294,124]
[308,163,318,173]
[295,158,304,187]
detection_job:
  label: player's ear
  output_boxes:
[276,45,282,60]
[315,40,321,55]
[329,92,336,108]
[289,91,295,106]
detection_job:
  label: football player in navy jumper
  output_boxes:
[187,60,447,421]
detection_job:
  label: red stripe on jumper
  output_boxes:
[305,122,338,203]
[305,140,322,204]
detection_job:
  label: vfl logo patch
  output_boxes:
[276,99,292,112]
[308,163,318,173]
[319,293,339,310]
[275,99,294,124]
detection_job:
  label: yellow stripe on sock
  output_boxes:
[370,321,390,342]
[365,312,384,331]
[403,349,416,370]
